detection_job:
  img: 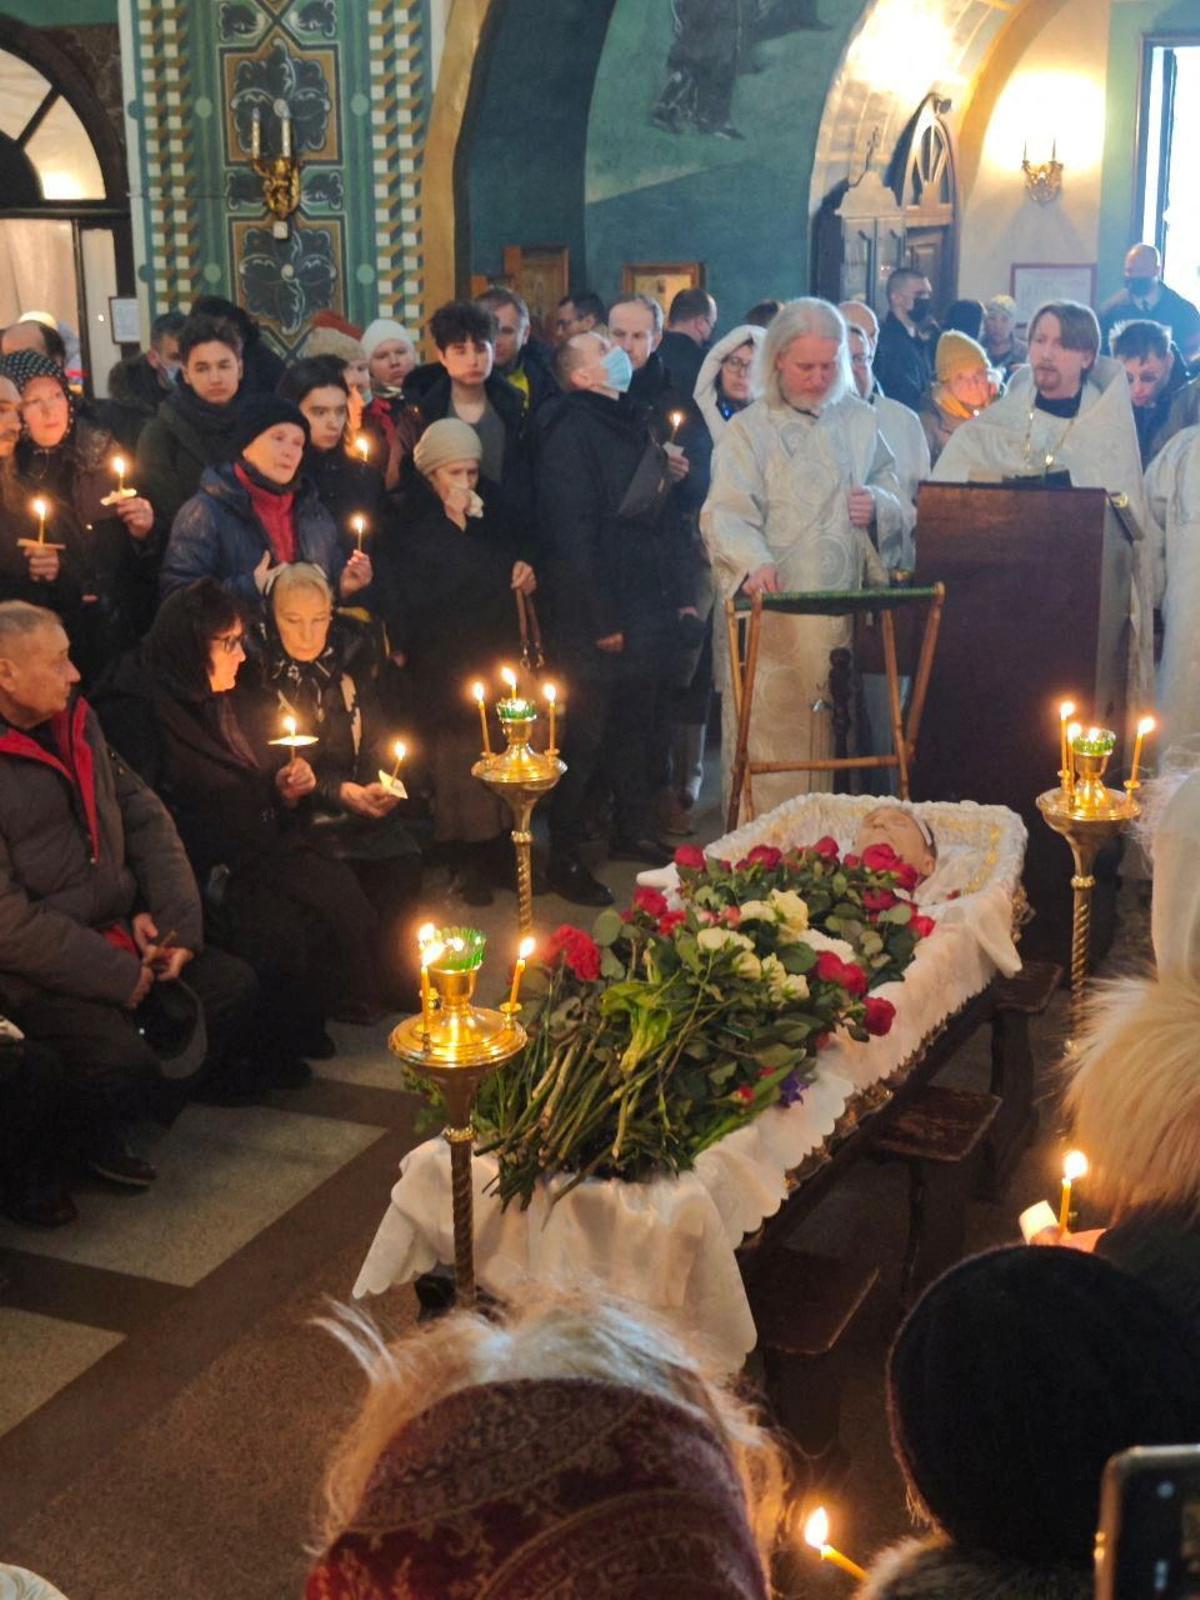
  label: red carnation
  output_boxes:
[861,842,900,872]
[545,925,602,982]
[657,909,686,936]
[815,950,868,997]
[895,863,921,893]
[813,835,840,859]
[745,844,783,868]
[864,996,896,1037]
[863,888,899,913]
[732,1085,755,1104]
[674,844,706,870]
[843,852,860,868]
[911,913,937,940]
[633,886,668,919]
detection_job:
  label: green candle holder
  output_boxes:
[1071,728,1116,759]
[429,926,487,972]
[496,697,536,721]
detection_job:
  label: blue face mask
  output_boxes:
[601,346,633,393]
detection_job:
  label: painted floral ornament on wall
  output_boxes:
[238,224,338,336]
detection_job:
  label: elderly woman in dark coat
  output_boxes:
[95,579,385,1067]
[237,562,421,997]
[376,418,536,905]
[160,396,373,608]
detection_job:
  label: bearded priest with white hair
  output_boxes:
[701,297,909,814]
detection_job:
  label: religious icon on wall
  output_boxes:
[501,246,570,345]
[651,0,826,139]
[622,263,705,319]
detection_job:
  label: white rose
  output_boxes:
[781,972,810,1001]
[697,927,754,954]
[737,899,777,924]
[797,928,857,962]
[768,887,810,940]
[761,953,809,1002]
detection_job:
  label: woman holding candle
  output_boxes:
[377,418,536,906]
[95,579,385,1062]
[277,357,385,540]
[161,395,373,609]
[237,562,422,996]
[7,349,158,682]
[0,358,84,620]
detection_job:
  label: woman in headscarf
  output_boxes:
[95,579,385,1065]
[8,349,158,680]
[306,1289,784,1600]
[376,418,535,906]
[238,561,421,999]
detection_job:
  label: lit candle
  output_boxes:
[668,408,685,442]
[803,1508,866,1583]
[1066,721,1082,795]
[31,497,47,544]
[355,434,370,463]
[507,936,536,1009]
[473,681,492,756]
[419,933,443,1037]
[1058,700,1075,792]
[251,106,262,160]
[1059,1149,1089,1231]
[1128,715,1155,788]
[351,513,366,553]
[500,665,518,697]
[112,455,127,495]
[279,101,292,159]
[389,739,406,782]
[544,681,558,752]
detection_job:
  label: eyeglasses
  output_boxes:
[214,631,245,655]
[722,357,754,375]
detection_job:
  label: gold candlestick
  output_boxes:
[472,703,565,937]
[390,929,526,1307]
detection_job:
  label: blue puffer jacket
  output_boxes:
[160,462,345,604]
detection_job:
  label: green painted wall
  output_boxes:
[0,1,117,22]
[1099,0,1200,303]
[584,0,866,319]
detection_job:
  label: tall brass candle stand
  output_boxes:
[472,701,565,936]
[1037,733,1139,1038]
[389,930,526,1307]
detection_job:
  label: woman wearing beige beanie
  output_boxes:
[920,330,997,464]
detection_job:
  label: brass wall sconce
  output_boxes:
[250,102,301,239]
[1022,139,1062,205]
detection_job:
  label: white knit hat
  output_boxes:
[361,318,416,360]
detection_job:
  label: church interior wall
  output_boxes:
[1,1,116,23]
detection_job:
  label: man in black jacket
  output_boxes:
[475,287,558,414]
[0,602,257,1187]
[536,333,694,904]
[874,268,936,413]
[659,288,717,398]
[98,310,186,451]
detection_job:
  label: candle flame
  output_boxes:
[472,680,486,704]
[1137,715,1156,736]
[112,455,126,477]
[355,435,370,458]
[31,497,47,518]
[804,1508,830,1550]
[1058,700,1075,720]
[1067,722,1082,743]
[392,739,406,762]
[1086,726,1101,742]
[417,922,436,948]
[1063,1149,1089,1182]
[500,665,518,693]
[352,514,366,534]
[518,935,536,961]
[283,714,297,738]
[544,682,557,704]
[670,410,685,426]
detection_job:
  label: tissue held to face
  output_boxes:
[854,805,937,882]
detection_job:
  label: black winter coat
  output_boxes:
[97,354,171,451]
[0,696,202,1007]
[304,444,386,535]
[138,387,242,536]
[658,330,707,399]
[377,472,524,725]
[402,363,533,526]
[874,312,935,414]
[533,389,692,673]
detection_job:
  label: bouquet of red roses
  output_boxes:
[470,837,933,1207]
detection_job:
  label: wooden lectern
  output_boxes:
[911,484,1137,960]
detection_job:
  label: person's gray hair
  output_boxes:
[760,296,852,407]
[269,562,333,610]
[609,292,665,337]
[0,600,61,649]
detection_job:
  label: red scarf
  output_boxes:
[235,463,297,565]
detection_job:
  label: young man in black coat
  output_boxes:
[535,332,697,905]
[97,310,186,451]
[874,268,936,413]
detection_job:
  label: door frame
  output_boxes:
[1132,32,1200,255]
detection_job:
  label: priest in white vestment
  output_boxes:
[1146,424,1200,752]
[701,298,909,814]
[931,299,1160,715]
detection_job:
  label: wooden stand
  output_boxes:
[911,485,1136,962]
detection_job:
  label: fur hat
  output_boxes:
[230,394,309,457]
[412,417,482,477]
[304,327,366,365]
[935,330,989,383]
[888,1246,1200,1564]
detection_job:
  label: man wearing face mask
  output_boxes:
[98,311,186,452]
[535,332,694,903]
[873,269,937,414]
[1099,245,1200,366]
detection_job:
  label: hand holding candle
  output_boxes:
[1059,1148,1088,1231]
[351,513,367,553]
[32,497,47,544]
[100,455,137,506]
[803,1507,866,1582]
[668,408,685,442]
[377,738,408,798]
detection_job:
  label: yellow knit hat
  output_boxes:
[936,330,988,383]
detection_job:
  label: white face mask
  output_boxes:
[161,361,181,386]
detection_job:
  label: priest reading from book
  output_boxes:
[929,298,1160,710]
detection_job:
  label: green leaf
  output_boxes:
[599,948,625,980]
[781,943,817,974]
[879,902,914,926]
[593,908,625,947]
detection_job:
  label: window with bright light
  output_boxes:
[0,47,104,201]
[1140,42,1200,305]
